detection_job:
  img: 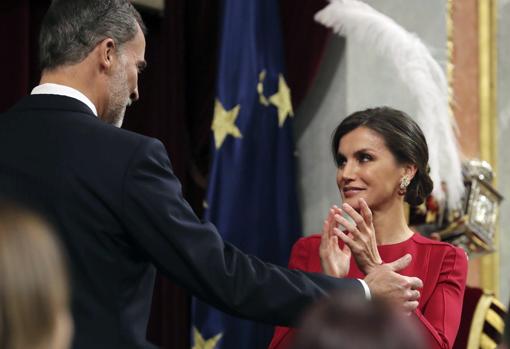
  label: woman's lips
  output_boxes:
[343,188,365,198]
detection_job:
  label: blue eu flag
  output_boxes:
[191,0,301,348]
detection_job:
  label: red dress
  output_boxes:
[268,233,468,349]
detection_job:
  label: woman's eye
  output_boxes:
[336,157,346,168]
[359,154,372,162]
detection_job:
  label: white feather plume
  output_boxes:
[315,0,464,208]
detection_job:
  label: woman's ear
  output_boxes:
[404,164,418,181]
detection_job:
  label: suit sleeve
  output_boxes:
[121,139,363,326]
[268,238,314,349]
[414,246,468,348]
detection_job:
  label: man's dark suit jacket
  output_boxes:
[0,94,363,349]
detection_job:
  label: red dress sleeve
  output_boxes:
[268,237,318,349]
[414,246,468,348]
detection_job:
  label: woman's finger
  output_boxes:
[359,198,373,226]
[334,214,360,239]
[341,239,351,257]
[333,227,358,252]
[320,219,330,248]
[329,236,339,255]
[327,208,336,237]
[342,202,366,229]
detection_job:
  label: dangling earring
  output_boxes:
[398,175,410,195]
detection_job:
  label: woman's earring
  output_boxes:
[398,175,410,195]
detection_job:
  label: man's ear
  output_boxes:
[96,38,116,72]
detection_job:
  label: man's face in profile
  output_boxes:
[102,24,146,127]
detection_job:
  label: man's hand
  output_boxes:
[364,254,423,314]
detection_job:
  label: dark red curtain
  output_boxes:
[0,1,331,348]
[0,0,50,111]
[280,0,331,109]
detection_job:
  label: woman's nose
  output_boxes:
[341,161,356,180]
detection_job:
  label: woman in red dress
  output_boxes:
[269,107,467,349]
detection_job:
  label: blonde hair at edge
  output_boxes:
[0,204,73,349]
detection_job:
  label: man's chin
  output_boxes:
[113,117,124,128]
[115,108,127,127]
[100,110,125,128]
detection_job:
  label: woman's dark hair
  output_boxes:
[291,290,426,349]
[331,107,433,206]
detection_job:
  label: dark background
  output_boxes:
[0,0,331,347]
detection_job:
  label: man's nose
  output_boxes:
[130,88,139,102]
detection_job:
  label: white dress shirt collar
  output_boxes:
[31,83,98,117]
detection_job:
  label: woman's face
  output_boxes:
[336,126,408,211]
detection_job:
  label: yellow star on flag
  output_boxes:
[211,99,242,149]
[192,328,223,349]
[269,74,294,127]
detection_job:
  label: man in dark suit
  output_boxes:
[0,1,422,348]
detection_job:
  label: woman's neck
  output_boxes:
[372,200,414,245]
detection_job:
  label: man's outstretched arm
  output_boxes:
[122,138,420,325]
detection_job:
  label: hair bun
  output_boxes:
[405,170,433,206]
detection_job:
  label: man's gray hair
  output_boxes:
[39,0,146,70]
